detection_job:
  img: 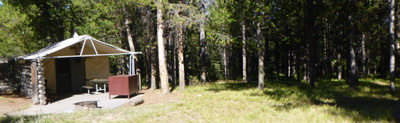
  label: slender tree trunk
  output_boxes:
[146,7,157,90]
[276,42,280,80]
[361,33,366,77]
[347,0,359,89]
[123,4,135,52]
[289,50,294,78]
[178,24,185,91]
[295,30,301,82]
[200,23,206,83]
[146,43,151,89]
[199,1,207,84]
[169,30,176,90]
[306,0,316,88]
[242,21,247,83]
[349,44,358,88]
[223,47,227,81]
[337,53,342,80]
[151,37,157,90]
[295,45,301,82]
[390,0,396,91]
[257,21,264,90]
[283,48,289,78]
[156,0,169,94]
[303,56,308,82]
[265,30,270,79]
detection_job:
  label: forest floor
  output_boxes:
[1,78,399,122]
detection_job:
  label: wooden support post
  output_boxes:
[31,60,39,104]
[37,59,47,105]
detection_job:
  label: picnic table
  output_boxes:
[89,79,108,94]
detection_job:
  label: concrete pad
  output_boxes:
[9,93,142,116]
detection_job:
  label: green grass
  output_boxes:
[1,79,399,122]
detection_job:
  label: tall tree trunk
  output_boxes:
[168,29,176,90]
[151,37,158,90]
[349,44,358,88]
[347,0,359,89]
[390,0,396,91]
[156,0,169,94]
[242,21,247,83]
[200,1,207,84]
[223,47,227,81]
[123,4,135,52]
[295,45,301,82]
[303,56,308,82]
[146,41,151,89]
[265,28,270,80]
[257,21,264,90]
[276,41,280,80]
[306,0,316,87]
[146,7,157,90]
[337,53,342,80]
[289,50,294,78]
[200,23,206,83]
[178,24,185,91]
[361,33,366,77]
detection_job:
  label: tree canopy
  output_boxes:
[1,0,400,91]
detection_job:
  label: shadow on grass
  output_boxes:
[207,82,259,92]
[207,79,399,122]
[0,115,38,123]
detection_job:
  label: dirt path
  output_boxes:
[0,95,32,116]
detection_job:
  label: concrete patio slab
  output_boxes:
[9,93,142,116]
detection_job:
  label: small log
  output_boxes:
[38,80,45,84]
[129,97,144,106]
[39,89,46,94]
[38,71,44,75]
[39,94,47,100]
[39,100,47,105]
[38,75,45,81]
[31,60,39,104]
[38,84,46,90]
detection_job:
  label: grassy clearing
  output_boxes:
[1,79,398,122]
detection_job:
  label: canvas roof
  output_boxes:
[21,35,139,60]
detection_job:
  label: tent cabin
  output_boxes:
[16,35,141,105]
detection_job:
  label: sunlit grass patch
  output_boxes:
[2,79,397,122]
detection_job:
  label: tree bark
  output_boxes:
[337,53,342,80]
[306,0,316,88]
[123,4,135,52]
[151,47,157,90]
[178,24,185,91]
[156,0,169,94]
[242,21,247,83]
[257,21,264,90]
[223,47,227,81]
[146,7,157,90]
[200,1,207,84]
[349,44,358,88]
[390,0,396,91]
[265,28,270,79]
[200,23,206,83]
[361,33,366,77]
[347,0,359,89]
[276,41,280,80]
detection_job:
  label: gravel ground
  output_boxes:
[8,93,143,116]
